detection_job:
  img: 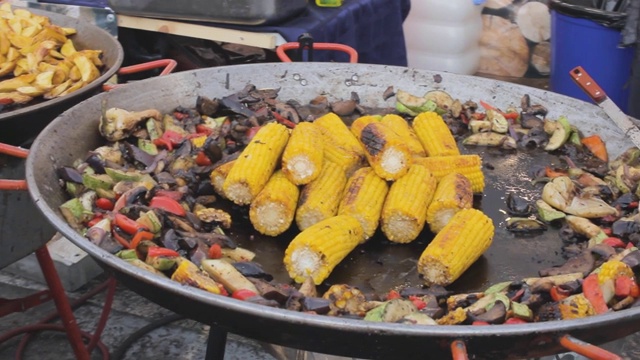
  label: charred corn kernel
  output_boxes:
[210,166,229,195]
[338,167,389,241]
[559,294,596,320]
[426,173,474,233]
[418,208,494,286]
[412,111,460,157]
[413,155,485,193]
[359,122,413,180]
[282,122,324,185]
[598,260,634,284]
[380,114,426,157]
[250,170,300,236]
[381,164,436,243]
[209,160,235,198]
[436,307,467,325]
[190,135,207,148]
[284,215,364,285]
[223,123,290,205]
[350,115,381,139]
[296,161,348,230]
[322,284,368,316]
[171,259,221,294]
[314,112,365,157]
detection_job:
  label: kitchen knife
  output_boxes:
[570,65,640,149]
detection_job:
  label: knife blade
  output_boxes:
[570,65,640,149]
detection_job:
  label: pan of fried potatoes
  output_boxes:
[0,3,123,145]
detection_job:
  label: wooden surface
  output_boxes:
[117,15,287,49]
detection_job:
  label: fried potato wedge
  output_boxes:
[0,73,35,92]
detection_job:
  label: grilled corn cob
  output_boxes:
[412,111,460,157]
[314,112,365,156]
[315,112,367,176]
[338,167,389,241]
[284,214,365,285]
[223,123,290,205]
[350,115,380,139]
[249,170,300,236]
[296,161,348,230]
[426,173,474,233]
[359,122,413,180]
[171,258,221,294]
[558,294,596,320]
[380,114,426,157]
[209,160,235,198]
[381,164,436,243]
[413,155,485,193]
[418,208,495,286]
[281,122,324,185]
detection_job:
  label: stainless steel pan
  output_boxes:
[25,62,640,359]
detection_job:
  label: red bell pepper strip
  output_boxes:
[386,290,401,300]
[245,126,262,142]
[153,138,173,151]
[602,237,626,248]
[129,230,154,250]
[602,228,613,237]
[550,286,569,302]
[232,289,258,301]
[115,213,148,235]
[0,98,14,105]
[408,296,427,310]
[615,276,634,298]
[112,228,132,249]
[479,100,519,120]
[627,242,636,250]
[154,189,183,201]
[196,124,214,135]
[504,318,528,325]
[86,214,103,228]
[149,196,186,216]
[582,274,609,314]
[545,166,567,178]
[153,129,185,151]
[147,246,180,258]
[271,111,297,128]
[472,321,490,326]
[173,111,187,120]
[581,134,608,162]
[95,197,114,211]
[195,151,212,166]
[631,282,640,298]
[208,243,223,259]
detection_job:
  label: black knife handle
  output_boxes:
[570,66,608,104]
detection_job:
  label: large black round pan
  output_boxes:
[0,7,123,146]
[25,63,640,359]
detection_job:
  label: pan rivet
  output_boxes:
[293,73,301,80]
[345,80,352,86]
[106,14,115,22]
[300,79,308,86]
[351,74,359,81]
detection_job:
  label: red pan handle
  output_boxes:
[569,66,608,104]
[102,59,177,91]
[0,59,177,192]
[450,339,469,360]
[276,42,358,63]
[559,335,622,360]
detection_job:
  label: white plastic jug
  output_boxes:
[403,0,484,75]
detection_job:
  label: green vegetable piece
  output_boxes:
[116,249,138,260]
[490,293,511,311]
[65,182,83,197]
[59,197,92,229]
[138,138,158,155]
[395,102,418,116]
[484,281,512,295]
[105,168,142,182]
[82,173,114,191]
[396,89,437,114]
[544,116,571,151]
[423,90,454,109]
[587,231,608,248]
[569,127,582,148]
[145,255,176,271]
[137,210,162,234]
[124,258,167,276]
[536,199,566,222]
[364,303,386,322]
[511,301,533,321]
[146,118,162,141]
[364,299,417,322]
[398,312,437,325]
[95,188,116,200]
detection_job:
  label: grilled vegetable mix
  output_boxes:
[0,4,104,109]
[57,83,640,326]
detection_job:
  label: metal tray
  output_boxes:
[107,0,309,26]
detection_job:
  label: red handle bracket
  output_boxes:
[276,42,358,63]
[0,143,29,190]
[450,339,469,360]
[569,66,608,104]
[102,59,178,91]
[560,335,621,360]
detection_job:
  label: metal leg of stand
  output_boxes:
[204,325,227,360]
[35,246,91,360]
